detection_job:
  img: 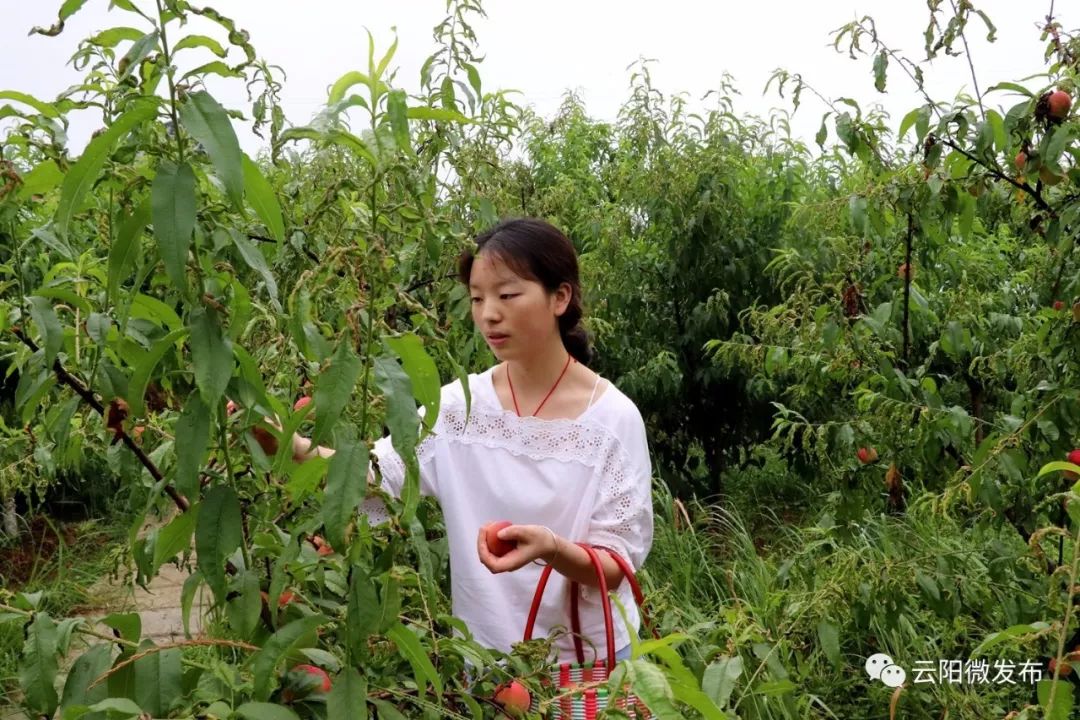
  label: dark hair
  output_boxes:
[458,217,593,365]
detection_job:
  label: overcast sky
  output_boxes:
[0,1,1065,156]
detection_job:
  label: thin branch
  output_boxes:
[89,637,259,689]
[10,327,189,512]
[950,0,986,119]
[939,138,1053,212]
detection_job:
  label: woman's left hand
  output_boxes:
[476,523,558,573]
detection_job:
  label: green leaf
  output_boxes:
[133,646,182,716]
[173,34,227,57]
[326,130,377,166]
[86,698,144,717]
[20,612,59,716]
[88,26,145,48]
[151,160,196,295]
[328,71,373,105]
[986,82,1035,98]
[310,331,362,448]
[17,160,63,199]
[179,91,244,209]
[195,485,243,604]
[346,568,379,654]
[387,89,411,153]
[1037,678,1073,720]
[385,334,441,432]
[251,616,327,701]
[386,622,443,696]
[848,195,868,236]
[624,658,681,718]
[1038,461,1080,478]
[180,571,203,638]
[28,296,63,369]
[189,306,234,408]
[817,620,841,668]
[242,154,285,244]
[872,50,888,92]
[899,107,922,140]
[701,655,742,709]
[152,505,198,572]
[54,98,158,237]
[972,622,1050,656]
[0,90,60,118]
[405,106,471,123]
[226,570,262,640]
[100,613,141,646]
[230,228,280,311]
[327,667,367,720]
[235,703,302,720]
[463,62,482,99]
[130,293,183,333]
[374,34,398,79]
[60,644,112,710]
[374,355,421,520]
[324,436,368,552]
[108,199,151,306]
[369,699,408,720]
[1044,125,1073,168]
[127,327,188,418]
[986,109,1006,152]
[815,114,828,148]
[182,61,243,81]
[117,31,160,83]
[173,391,210,500]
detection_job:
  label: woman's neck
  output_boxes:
[503,343,573,396]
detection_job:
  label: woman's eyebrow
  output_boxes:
[469,279,517,290]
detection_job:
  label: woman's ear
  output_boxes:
[552,282,572,316]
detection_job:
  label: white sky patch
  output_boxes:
[0,1,1059,155]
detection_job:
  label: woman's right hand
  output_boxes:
[227,400,308,461]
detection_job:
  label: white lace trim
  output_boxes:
[435,405,623,468]
[371,388,650,563]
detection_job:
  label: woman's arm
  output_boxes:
[476,524,625,590]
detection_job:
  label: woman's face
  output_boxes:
[468,252,570,361]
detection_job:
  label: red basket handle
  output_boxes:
[591,545,659,641]
[523,542,653,667]
[524,543,613,665]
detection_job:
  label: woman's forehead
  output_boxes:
[469,253,528,286]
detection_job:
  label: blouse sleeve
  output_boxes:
[586,407,654,570]
[362,405,439,525]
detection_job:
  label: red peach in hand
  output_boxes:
[293,396,312,413]
[485,521,517,557]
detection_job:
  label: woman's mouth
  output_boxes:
[486,333,509,346]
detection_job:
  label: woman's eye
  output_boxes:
[500,293,518,300]
[470,297,481,304]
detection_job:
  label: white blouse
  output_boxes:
[367,365,654,664]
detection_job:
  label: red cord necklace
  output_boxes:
[507,353,575,417]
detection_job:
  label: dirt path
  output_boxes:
[0,534,209,718]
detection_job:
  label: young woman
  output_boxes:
[278,217,654,665]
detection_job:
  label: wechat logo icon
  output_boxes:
[865,653,906,688]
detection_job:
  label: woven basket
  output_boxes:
[522,543,655,719]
